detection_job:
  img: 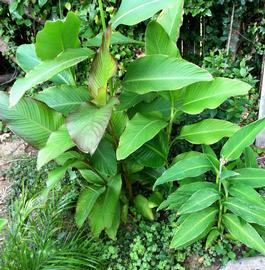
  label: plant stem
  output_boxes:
[122,163,133,201]
[167,92,176,143]
[98,0,107,32]
[217,161,223,230]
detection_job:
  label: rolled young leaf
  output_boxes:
[123,55,212,95]
[221,118,265,162]
[171,207,218,249]
[134,194,154,221]
[0,91,64,148]
[111,0,176,28]
[223,214,265,255]
[177,119,239,145]
[10,48,94,107]
[179,78,251,115]
[145,21,180,57]
[154,155,212,188]
[67,97,118,155]
[116,113,167,160]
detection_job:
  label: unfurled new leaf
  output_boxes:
[116,113,167,160]
[88,28,117,106]
[134,194,154,221]
[67,98,118,154]
[123,55,212,94]
[178,119,239,145]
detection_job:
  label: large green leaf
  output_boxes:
[171,207,218,249]
[221,118,265,162]
[110,110,128,138]
[134,194,154,221]
[88,28,116,105]
[36,12,80,60]
[75,186,106,228]
[37,126,75,170]
[227,168,265,188]
[154,155,212,188]
[123,55,212,94]
[177,188,219,215]
[67,98,118,154]
[179,78,251,115]
[89,175,122,236]
[178,119,239,145]
[133,132,168,168]
[111,0,176,28]
[86,31,143,47]
[229,184,265,208]
[16,44,75,85]
[145,21,180,57]
[157,0,184,42]
[0,91,64,148]
[224,197,265,226]
[223,214,265,255]
[10,48,94,107]
[36,85,90,114]
[91,138,117,176]
[116,113,167,160]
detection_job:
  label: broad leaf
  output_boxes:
[38,0,48,7]
[10,48,94,107]
[133,132,168,168]
[178,119,239,145]
[88,28,116,106]
[244,146,258,168]
[134,194,154,221]
[86,31,143,47]
[67,98,118,154]
[37,126,75,169]
[111,0,176,28]
[56,150,84,166]
[116,113,167,160]
[177,188,219,215]
[158,182,217,211]
[171,207,218,249]
[91,138,117,176]
[227,168,265,188]
[36,12,80,60]
[205,229,220,250]
[224,197,265,226]
[0,91,64,148]
[145,21,180,57]
[123,55,212,94]
[89,175,122,236]
[172,151,202,164]
[16,44,75,85]
[179,78,251,115]
[79,170,105,186]
[75,186,106,228]
[202,145,220,174]
[154,155,212,188]
[221,118,265,162]
[157,0,184,42]
[223,214,265,255]
[36,85,90,115]
[229,184,265,208]
[110,110,128,137]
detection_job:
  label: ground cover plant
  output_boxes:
[1,0,265,260]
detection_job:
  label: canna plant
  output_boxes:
[0,0,263,250]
